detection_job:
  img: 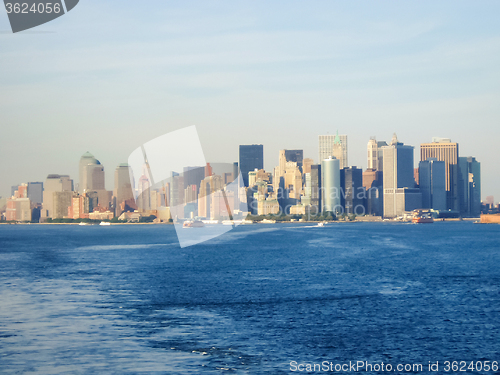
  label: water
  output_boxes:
[1,222,499,374]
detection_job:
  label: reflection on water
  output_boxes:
[1,223,500,373]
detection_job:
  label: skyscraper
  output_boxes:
[283,150,304,172]
[367,138,378,170]
[367,138,388,171]
[310,164,321,214]
[27,182,43,205]
[420,138,459,211]
[239,145,264,187]
[42,174,73,219]
[340,167,365,215]
[419,158,446,210]
[79,152,104,194]
[318,132,348,168]
[114,163,134,216]
[458,156,481,217]
[321,157,341,214]
[382,134,421,218]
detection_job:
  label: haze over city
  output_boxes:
[1,1,499,200]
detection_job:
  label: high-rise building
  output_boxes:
[363,169,383,216]
[283,150,303,172]
[319,132,348,168]
[239,145,264,187]
[420,138,459,211]
[79,152,105,194]
[27,182,43,205]
[367,138,387,171]
[383,134,421,218]
[42,174,73,219]
[419,158,446,210]
[303,158,313,174]
[367,138,378,170]
[321,157,341,214]
[113,163,134,216]
[53,191,73,219]
[6,196,31,222]
[458,156,481,217]
[310,164,321,214]
[137,164,152,212]
[340,167,365,215]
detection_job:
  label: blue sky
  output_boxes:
[1,1,500,200]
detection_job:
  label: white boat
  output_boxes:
[317,222,324,227]
[260,219,276,224]
[99,222,111,226]
[183,220,204,228]
[201,219,219,225]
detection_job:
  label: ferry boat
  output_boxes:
[183,220,204,228]
[412,211,434,224]
[99,222,111,226]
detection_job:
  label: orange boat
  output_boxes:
[412,211,434,224]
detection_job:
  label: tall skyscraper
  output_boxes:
[321,157,341,214]
[239,145,264,187]
[319,132,348,168]
[367,138,388,171]
[367,138,378,170]
[420,138,459,211]
[310,164,321,214]
[458,156,481,217]
[419,158,446,210]
[382,134,421,218]
[42,174,73,219]
[114,163,134,216]
[283,150,304,172]
[340,167,365,215]
[27,182,43,205]
[79,152,104,194]
[363,169,383,216]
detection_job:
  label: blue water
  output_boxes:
[0,222,499,374]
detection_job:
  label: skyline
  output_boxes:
[1,1,499,200]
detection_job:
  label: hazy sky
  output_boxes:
[1,1,499,200]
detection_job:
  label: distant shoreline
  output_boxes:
[0,218,481,226]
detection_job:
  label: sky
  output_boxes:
[1,1,499,201]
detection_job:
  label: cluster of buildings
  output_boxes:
[0,132,483,222]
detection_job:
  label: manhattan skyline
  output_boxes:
[1,1,499,200]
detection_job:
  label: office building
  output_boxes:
[42,174,73,219]
[383,134,421,218]
[6,197,31,222]
[113,163,134,216]
[340,167,365,215]
[458,156,481,217]
[239,145,264,187]
[27,182,43,205]
[53,191,73,219]
[321,157,341,214]
[367,137,388,171]
[281,149,304,172]
[420,138,459,211]
[310,164,321,214]
[419,158,446,210]
[363,169,383,216]
[79,152,105,194]
[319,132,348,168]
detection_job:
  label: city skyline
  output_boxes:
[0,132,489,203]
[1,1,499,200]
